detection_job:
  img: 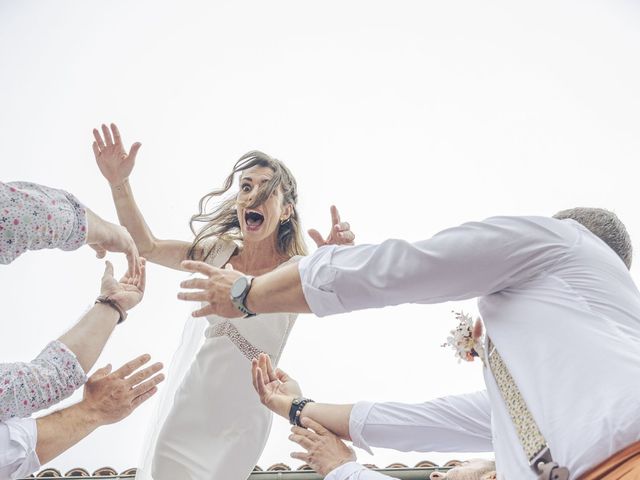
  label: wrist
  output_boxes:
[95,295,128,323]
[75,401,104,430]
[276,396,296,419]
[110,177,130,192]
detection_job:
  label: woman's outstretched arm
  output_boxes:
[92,123,194,271]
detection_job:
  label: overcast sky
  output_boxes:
[1,0,640,474]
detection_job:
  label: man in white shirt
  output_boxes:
[178,208,640,479]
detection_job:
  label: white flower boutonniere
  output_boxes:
[441,311,486,364]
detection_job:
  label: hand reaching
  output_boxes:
[81,354,164,425]
[289,418,356,476]
[100,259,146,312]
[308,205,355,247]
[86,208,141,277]
[252,353,302,419]
[92,123,141,187]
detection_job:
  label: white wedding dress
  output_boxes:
[136,239,298,480]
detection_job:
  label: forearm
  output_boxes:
[109,179,157,255]
[301,403,353,440]
[110,180,190,269]
[35,401,101,465]
[246,262,311,314]
[57,304,119,373]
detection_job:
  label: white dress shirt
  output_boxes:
[299,216,640,479]
[0,418,40,479]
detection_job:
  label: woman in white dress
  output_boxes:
[91,123,353,480]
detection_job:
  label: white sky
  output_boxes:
[1,0,640,474]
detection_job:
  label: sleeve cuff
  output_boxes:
[325,462,368,480]
[46,340,88,388]
[349,401,375,455]
[5,417,41,477]
[298,246,347,317]
[59,191,87,251]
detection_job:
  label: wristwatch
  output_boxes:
[95,295,127,324]
[230,275,256,317]
[289,397,315,427]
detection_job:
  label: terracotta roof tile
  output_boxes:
[23,460,460,478]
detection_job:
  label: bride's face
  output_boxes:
[236,165,292,244]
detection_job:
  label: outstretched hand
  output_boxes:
[177,260,244,318]
[92,123,141,187]
[308,206,355,248]
[252,353,302,419]
[100,259,147,312]
[81,354,164,425]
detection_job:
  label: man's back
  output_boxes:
[478,216,640,478]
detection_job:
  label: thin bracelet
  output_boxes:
[95,295,127,324]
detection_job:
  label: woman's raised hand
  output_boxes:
[92,123,141,187]
[308,205,355,248]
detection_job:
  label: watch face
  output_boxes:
[231,276,248,299]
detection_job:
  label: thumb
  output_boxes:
[225,263,234,271]
[102,260,115,279]
[275,368,291,383]
[128,142,142,162]
[89,244,107,258]
[307,229,324,247]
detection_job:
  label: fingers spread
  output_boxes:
[93,128,106,149]
[92,141,101,159]
[177,291,208,302]
[180,278,209,290]
[131,386,158,409]
[126,362,163,388]
[102,124,114,146]
[111,123,122,146]
[181,260,216,276]
[130,372,165,397]
[113,354,151,379]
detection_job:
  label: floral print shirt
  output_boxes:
[0,340,87,421]
[0,181,87,264]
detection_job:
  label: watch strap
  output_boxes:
[289,397,315,426]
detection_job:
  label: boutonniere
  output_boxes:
[441,311,486,364]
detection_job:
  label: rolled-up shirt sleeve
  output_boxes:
[298,216,572,317]
[350,391,493,454]
[0,418,40,479]
[0,181,87,264]
[0,341,87,421]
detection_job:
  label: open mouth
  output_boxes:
[245,210,265,229]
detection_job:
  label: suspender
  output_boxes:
[487,339,570,480]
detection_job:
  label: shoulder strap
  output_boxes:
[487,338,570,480]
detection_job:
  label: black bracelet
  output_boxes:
[289,397,315,427]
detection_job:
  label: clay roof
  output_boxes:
[23,460,464,478]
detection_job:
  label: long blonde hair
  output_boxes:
[187,150,308,262]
